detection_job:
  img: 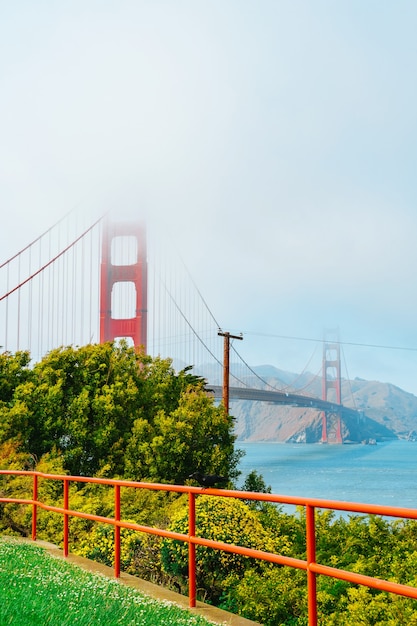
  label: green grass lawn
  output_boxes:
[0,538,217,625]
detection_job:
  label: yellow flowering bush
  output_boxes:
[161,495,290,602]
[75,522,142,570]
[74,519,165,583]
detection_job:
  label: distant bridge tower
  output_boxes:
[100,220,147,350]
[321,330,343,443]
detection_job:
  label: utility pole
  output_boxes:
[218,330,243,415]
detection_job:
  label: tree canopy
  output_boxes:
[0,343,242,482]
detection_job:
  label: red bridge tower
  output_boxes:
[100,220,147,350]
[321,331,343,443]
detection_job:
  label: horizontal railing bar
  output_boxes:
[311,562,417,600]
[0,497,35,505]
[2,470,417,519]
[190,536,308,570]
[0,497,190,542]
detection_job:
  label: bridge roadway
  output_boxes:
[210,386,360,419]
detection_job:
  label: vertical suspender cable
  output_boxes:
[80,230,85,346]
[51,230,55,348]
[28,246,32,351]
[47,229,52,350]
[88,226,92,343]
[5,264,9,351]
[61,229,66,348]
[16,254,21,350]
[38,240,42,359]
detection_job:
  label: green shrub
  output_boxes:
[161,495,290,604]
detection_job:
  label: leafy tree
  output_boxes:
[240,469,273,514]
[21,342,148,475]
[227,566,308,625]
[241,469,272,495]
[124,386,242,484]
[0,351,31,405]
[0,351,33,447]
[0,343,241,484]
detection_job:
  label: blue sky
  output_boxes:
[2,2,417,395]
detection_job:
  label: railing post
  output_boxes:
[114,484,121,578]
[188,491,196,608]
[306,504,318,626]
[63,478,69,557]
[31,473,38,541]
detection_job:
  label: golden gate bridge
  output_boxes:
[0,211,360,443]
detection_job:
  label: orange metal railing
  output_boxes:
[2,469,417,626]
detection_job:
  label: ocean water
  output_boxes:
[237,439,417,514]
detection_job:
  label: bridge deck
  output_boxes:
[209,385,359,418]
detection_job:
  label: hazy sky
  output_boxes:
[2,1,417,395]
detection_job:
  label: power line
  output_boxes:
[241,331,417,353]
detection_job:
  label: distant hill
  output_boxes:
[200,364,417,444]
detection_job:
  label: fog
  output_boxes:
[2,2,417,393]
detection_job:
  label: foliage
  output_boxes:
[240,468,275,514]
[73,488,178,584]
[0,351,31,405]
[75,521,166,583]
[0,351,33,447]
[225,565,308,625]
[4,345,417,623]
[0,343,240,483]
[210,509,417,625]
[125,386,242,484]
[161,494,290,603]
[241,469,272,495]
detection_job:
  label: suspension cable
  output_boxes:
[0,216,104,302]
[156,272,223,368]
[0,206,83,269]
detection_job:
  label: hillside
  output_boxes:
[225,365,417,443]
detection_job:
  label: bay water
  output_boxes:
[237,439,417,515]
